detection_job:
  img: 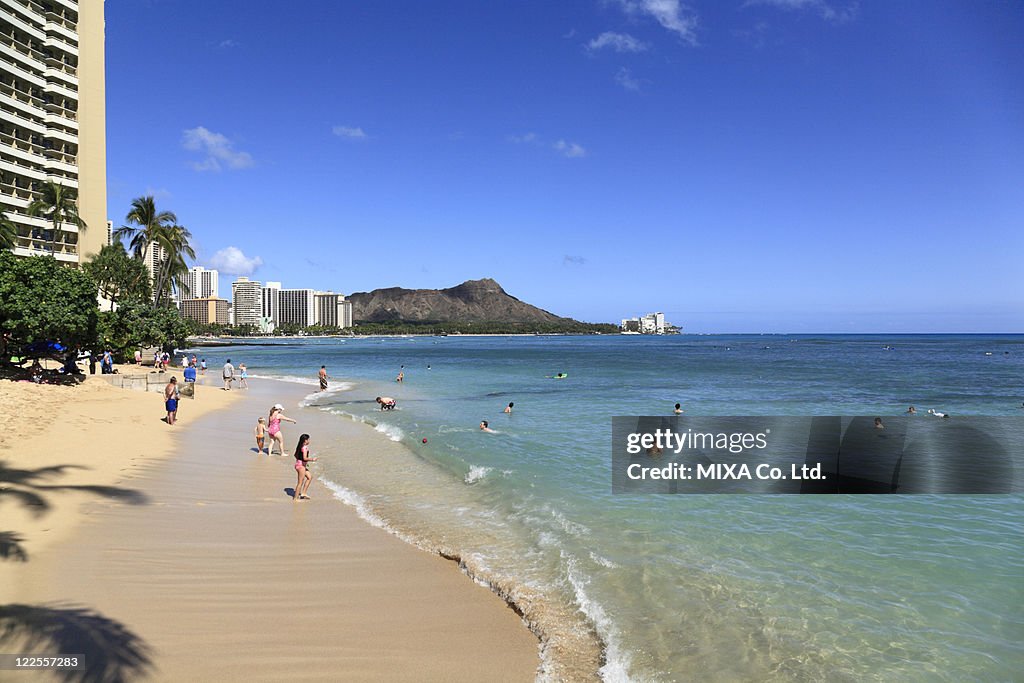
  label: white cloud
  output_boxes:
[744,0,858,23]
[615,67,641,90]
[182,126,254,171]
[209,246,263,276]
[588,31,648,53]
[332,125,367,139]
[554,140,587,158]
[615,0,699,45]
[218,39,239,48]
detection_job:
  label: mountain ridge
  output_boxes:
[347,278,573,324]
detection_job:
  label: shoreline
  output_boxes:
[2,372,541,681]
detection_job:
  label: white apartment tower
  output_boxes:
[1,0,106,263]
[231,276,262,327]
[278,288,315,327]
[183,265,219,299]
[261,280,280,325]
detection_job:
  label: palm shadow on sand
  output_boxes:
[0,604,153,682]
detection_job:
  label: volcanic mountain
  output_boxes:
[347,278,571,323]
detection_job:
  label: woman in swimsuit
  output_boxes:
[292,433,317,500]
[267,404,297,456]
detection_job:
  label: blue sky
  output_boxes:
[105,1,1023,332]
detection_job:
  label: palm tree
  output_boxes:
[25,181,85,254]
[0,206,16,251]
[152,223,196,305]
[113,196,176,263]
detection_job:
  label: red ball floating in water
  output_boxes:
[422,438,428,443]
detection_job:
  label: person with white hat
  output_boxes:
[266,403,297,456]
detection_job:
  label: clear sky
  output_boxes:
[105,1,1023,332]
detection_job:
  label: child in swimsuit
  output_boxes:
[255,417,266,454]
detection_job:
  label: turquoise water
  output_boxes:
[196,334,1024,681]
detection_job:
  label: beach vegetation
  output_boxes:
[112,196,177,263]
[0,251,98,360]
[97,302,192,360]
[150,223,196,305]
[83,243,153,307]
[0,206,16,251]
[25,181,86,254]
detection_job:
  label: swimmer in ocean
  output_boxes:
[674,403,683,415]
[907,406,916,414]
[480,420,496,433]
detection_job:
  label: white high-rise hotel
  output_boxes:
[184,265,219,299]
[1,0,106,263]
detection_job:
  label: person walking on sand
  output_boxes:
[319,365,328,392]
[255,417,267,454]
[223,358,235,390]
[164,377,179,425]
[239,363,249,389]
[292,433,317,500]
[267,404,297,455]
[200,358,207,375]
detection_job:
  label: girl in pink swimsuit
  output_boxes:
[292,434,317,500]
[266,404,296,456]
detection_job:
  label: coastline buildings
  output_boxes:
[621,312,677,334]
[278,288,315,327]
[183,265,218,299]
[314,291,353,329]
[231,276,261,327]
[180,297,229,325]
[1,0,106,264]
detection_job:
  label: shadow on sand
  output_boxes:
[0,604,153,682]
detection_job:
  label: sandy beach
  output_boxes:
[0,372,539,681]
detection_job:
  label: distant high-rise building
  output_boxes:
[313,292,353,329]
[180,297,229,326]
[183,266,219,299]
[231,276,262,327]
[278,288,316,327]
[262,281,281,325]
[1,1,106,264]
[143,240,167,300]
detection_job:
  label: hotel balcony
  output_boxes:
[0,105,46,133]
[0,154,46,179]
[11,235,79,262]
[44,18,76,44]
[2,2,45,40]
[0,46,46,85]
[43,34,76,58]
[44,62,76,86]
[42,78,76,101]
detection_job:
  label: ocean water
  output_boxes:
[195,334,1024,681]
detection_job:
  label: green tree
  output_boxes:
[0,206,17,251]
[152,224,196,305]
[83,243,152,307]
[0,251,98,359]
[25,181,86,255]
[97,302,193,361]
[112,196,176,263]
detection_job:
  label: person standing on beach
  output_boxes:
[255,417,267,454]
[267,404,297,455]
[319,365,328,392]
[292,433,317,500]
[239,363,249,389]
[223,358,235,390]
[200,358,207,375]
[164,377,179,425]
